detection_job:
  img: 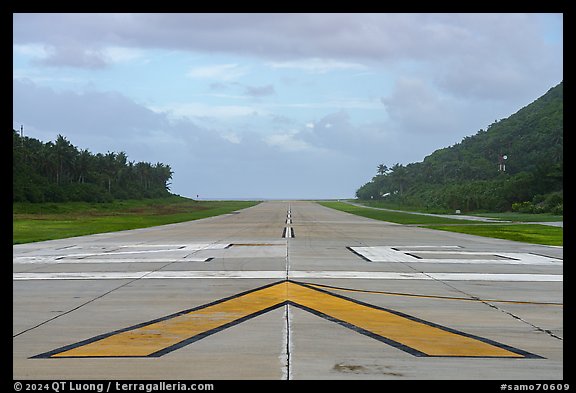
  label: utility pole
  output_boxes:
[498,153,507,172]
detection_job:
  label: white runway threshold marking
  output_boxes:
[349,246,562,265]
[13,257,213,264]
[13,243,230,264]
[12,271,562,282]
[13,244,562,282]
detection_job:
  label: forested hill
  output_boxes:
[13,132,173,203]
[356,81,563,213]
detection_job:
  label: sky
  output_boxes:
[12,13,563,200]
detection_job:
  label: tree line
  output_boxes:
[356,82,563,214]
[13,130,173,203]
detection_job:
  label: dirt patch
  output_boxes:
[333,364,367,373]
[333,363,404,376]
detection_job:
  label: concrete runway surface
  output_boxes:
[13,201,563,380]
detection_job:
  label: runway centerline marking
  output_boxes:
[33,280,541,359]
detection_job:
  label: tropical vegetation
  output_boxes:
[355,82,563,214]
[13,131,173,203]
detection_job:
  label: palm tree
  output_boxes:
[390,163,408,196]
[377,164,388,176]
[53,134,76,185]
[73,149,92,183]
[103,152,117,193]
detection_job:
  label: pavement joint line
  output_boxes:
[480,299,563,341]
[302,282,563,306]
[12,273,147,339]
[402,262,565,342]
[12,236,250,339]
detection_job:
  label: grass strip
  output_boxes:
[318,201,483,225]
[467,212,563,222]
[319,201,562,246]
[422,224,563,246]
[13,196,259,244]
[350,200,563,222]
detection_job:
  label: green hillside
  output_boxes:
[356,82,563,213]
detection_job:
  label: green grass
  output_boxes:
[423,224,563,246]
[318,201,483,225]
[468,212,563,222]
[13,196,260,244]
[350,199,453,214]
[351,200,563,222]
[319,201,562,246]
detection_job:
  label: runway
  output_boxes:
[13,201,563,379]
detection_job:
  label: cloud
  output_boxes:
[243,84,275,97]
[34,45,108,69]
[186,63,248,81]
[14,43,146,69]
[267,58,367,74]
[264,132,313,152]
[205,81,275,99]
[13,13,562,105]
[152,102,263,119]
[381,77,460,135]
[12,78,346,198]
[13,14,561,64]
[102,46,147,64]
[12,78,249,160]
[12,13,562,199]
[13,78,167,139]
[296,110,392,159]
[13,43,49,57]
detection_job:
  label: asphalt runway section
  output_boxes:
[13,201,563,379]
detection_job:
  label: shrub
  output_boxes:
[551,203,563,215]
[512,201,535,213]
